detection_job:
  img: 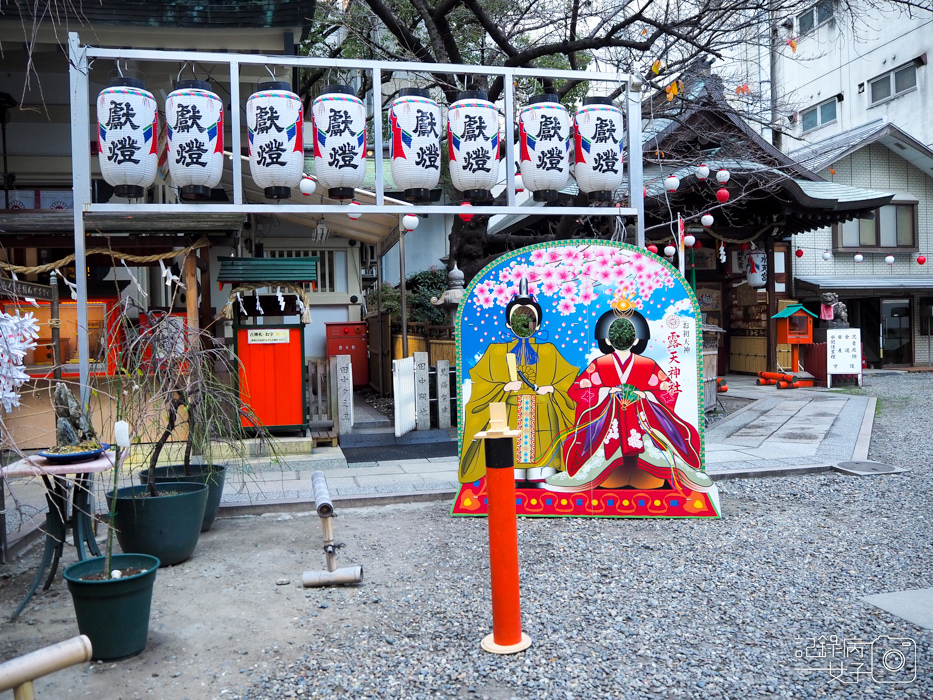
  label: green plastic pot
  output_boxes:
[63,553,160,661]
[109,482,208,566]
[138,465,227,532]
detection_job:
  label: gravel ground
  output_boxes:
[230,372,932,699]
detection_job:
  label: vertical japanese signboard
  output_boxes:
[826,328,862,388]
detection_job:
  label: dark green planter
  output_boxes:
[63,553,160,661]
[109,482,208,566]
[138,465,227,532]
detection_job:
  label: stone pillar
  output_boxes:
[335,354,354,435]
[414,351,430,431]
[436,359,451,430]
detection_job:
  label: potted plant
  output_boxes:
[106,304,272,559]
[63,419,160,660]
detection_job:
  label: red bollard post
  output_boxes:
[476,403,532,655]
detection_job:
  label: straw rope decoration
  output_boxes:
[220,282,313,324]
[0,237,211,275]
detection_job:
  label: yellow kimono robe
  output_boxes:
[459,339,578,483]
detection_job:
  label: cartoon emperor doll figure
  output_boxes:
[459,279,578,485]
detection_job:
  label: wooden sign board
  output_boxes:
[0,277,53,301]
[826,328,862,388]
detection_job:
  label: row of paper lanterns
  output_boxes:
[97,78,626,204]
[809,250,927,265]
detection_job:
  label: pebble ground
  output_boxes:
[233,373,932,699]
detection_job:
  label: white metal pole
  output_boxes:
[230,60,243,206]
[68,33,92,408]
[503,70,516,208]
[372,67,385,207]
[626,77,645,248]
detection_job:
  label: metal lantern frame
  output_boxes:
[67,32,645,404]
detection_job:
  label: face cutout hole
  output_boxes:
[608,317,636,351]
[509,306,538,338]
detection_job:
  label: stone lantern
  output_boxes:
[430,264,466,326]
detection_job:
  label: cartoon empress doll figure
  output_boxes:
[459,279,578,485]
[545,310,713,493]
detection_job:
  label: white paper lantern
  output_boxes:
[885,254,895,265]
[97,78,159,199]
[684,234,696,247]
[448,90,500,202]
[854,253,864,263]
[746,250,767,287]
[247,82,304,199]
[312,85,366,200]
[389,88,441,203]
[402,214,420,231]
[695,164,710,180]
[822,250,832,261]
[716,168,731,184]
[665,175,681,192]
[664,245,676,257]
[299,177,316,196]
[347,201,362,219]
[514,173,524,192]
[519,93,570,202]
[573,97,624,202]
[701,213,714,227]
[166,80,224,201]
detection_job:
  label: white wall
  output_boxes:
[381,214,450,285]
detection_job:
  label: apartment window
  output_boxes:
[836,203,917,250]
[920,297,933,336]
[870,63,917,104]
[798,0,833,34]
[266,249,335,292]
[802,98,837,132]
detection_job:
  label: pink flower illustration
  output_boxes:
[531,249,548,263]
[557,267,574,282]
[578,286,598,304]
[557,298,576,315]
[541,280,559,295]
[560,282,577,297]
[540,267,558,282]
[546,249,563,264]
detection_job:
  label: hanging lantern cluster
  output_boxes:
[97,77,159,199]
[519,93,571,202]
[312,84,366,200]
[573,97,624,202]
[389,88,442,203]
[166,80,224,201]
[448,89,500,203]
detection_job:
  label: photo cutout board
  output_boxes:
[453,241,720,518]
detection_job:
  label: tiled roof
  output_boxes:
[9,0,315,29]
[789,119,890,172]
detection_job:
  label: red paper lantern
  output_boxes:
[740,243,750,251]
[647,244,658,254]
[716,188,730,204]
[795,249,804,258]
[693,240,702,249]
[459,202,474,222]
[918,255,927,265]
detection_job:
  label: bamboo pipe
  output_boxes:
[0,636,92,696]
[302,471,363,587]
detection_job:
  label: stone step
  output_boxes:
[338,428,455,449]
